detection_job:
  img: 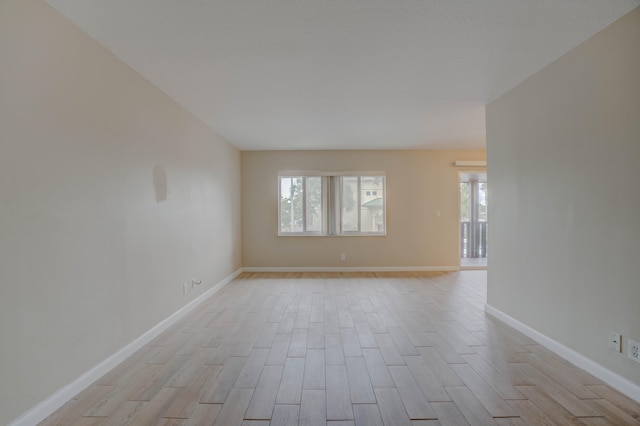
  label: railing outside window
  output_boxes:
[461,221,488,258]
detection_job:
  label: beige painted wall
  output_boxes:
[0,1,242,423]
[487,7,640,387]
[242,150,485,268]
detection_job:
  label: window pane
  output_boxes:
[341,176,358,232]
[360,176,384,233]
[280,177,303,232]
[305,177,322,232]
[460,182,470,222]
[478,182,488,222]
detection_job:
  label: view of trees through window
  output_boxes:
[279,176,323,233]
[279,174,385,235]
[460,181,487,222]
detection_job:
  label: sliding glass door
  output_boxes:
[460,172,487,265]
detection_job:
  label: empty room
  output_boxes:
[1,0,639,425]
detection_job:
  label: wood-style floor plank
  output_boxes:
[265,333,291,366]
[325,332,346,366]
[307,323,325,349]
[183,403,221,425]
[509,363,601,417]
[275,357,305,405]
[270,404,300,426]
[449,363,517,418]
[341,328,363,357]
[199,356,246,403]
[212,388,253,426]
[584,399,640,425]
[417,347,464,387]
[460,354,525,401]
[388,327,420,356]
[362,348,396,389]
[388,365,437,420]
[299,389,326,426]
[234,348,270,389]
[103,400,146,425]
[430,401,470,426]
[352,404,384,426]
[587,384,640,422]
[244,365,283,420]
[375,333,406,366]
[374,388,412,426]
[39,272,640,426]
[303,348,326,390]
[444,386,497,426]
[354,322,378,348]
[494,418,527,426]
[345,356,376,404]
[288,328,309,357]
[508,399,560,426]
[515,385,585,425]
[326,365,354,421]
[404,356,451,402]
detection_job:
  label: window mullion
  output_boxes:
[333,176,340,235]
[357,176,361,232]
[289,177,295,231]
[324,176,336,235]
[333,176,343,235]
[302,177,307,232]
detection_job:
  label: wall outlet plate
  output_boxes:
[609,332,622,352]
[629,338,640,363]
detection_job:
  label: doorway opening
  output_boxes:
[460,172,487,269]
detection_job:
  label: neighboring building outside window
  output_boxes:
[278,173,386,236]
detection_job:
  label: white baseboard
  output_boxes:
[485,304,640,403]
[9,268,243,426]
[242,266,460,272]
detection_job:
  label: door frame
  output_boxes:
[458,169,488,269]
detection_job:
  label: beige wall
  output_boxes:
[0,1,242,423]
[487,7,640,387]
[242,150,485,268]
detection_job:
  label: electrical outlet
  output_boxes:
[340,253,346,261]
[609,332,622,352]
[629,338,640,363]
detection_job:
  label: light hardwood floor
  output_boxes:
[41,271,640,425]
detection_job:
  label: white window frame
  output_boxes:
[278,171,386,236]
[278,175,327,236]
[337,175,386,236]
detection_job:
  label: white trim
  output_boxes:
[8,268,243,426]
[454,160,486,167]
[485,304,640,404]
[243,266,460,272]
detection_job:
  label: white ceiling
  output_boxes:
[46,0,639,151]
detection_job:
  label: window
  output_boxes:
[340,176,385,234]
[279,173,386,236]
[279,176,324,234]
